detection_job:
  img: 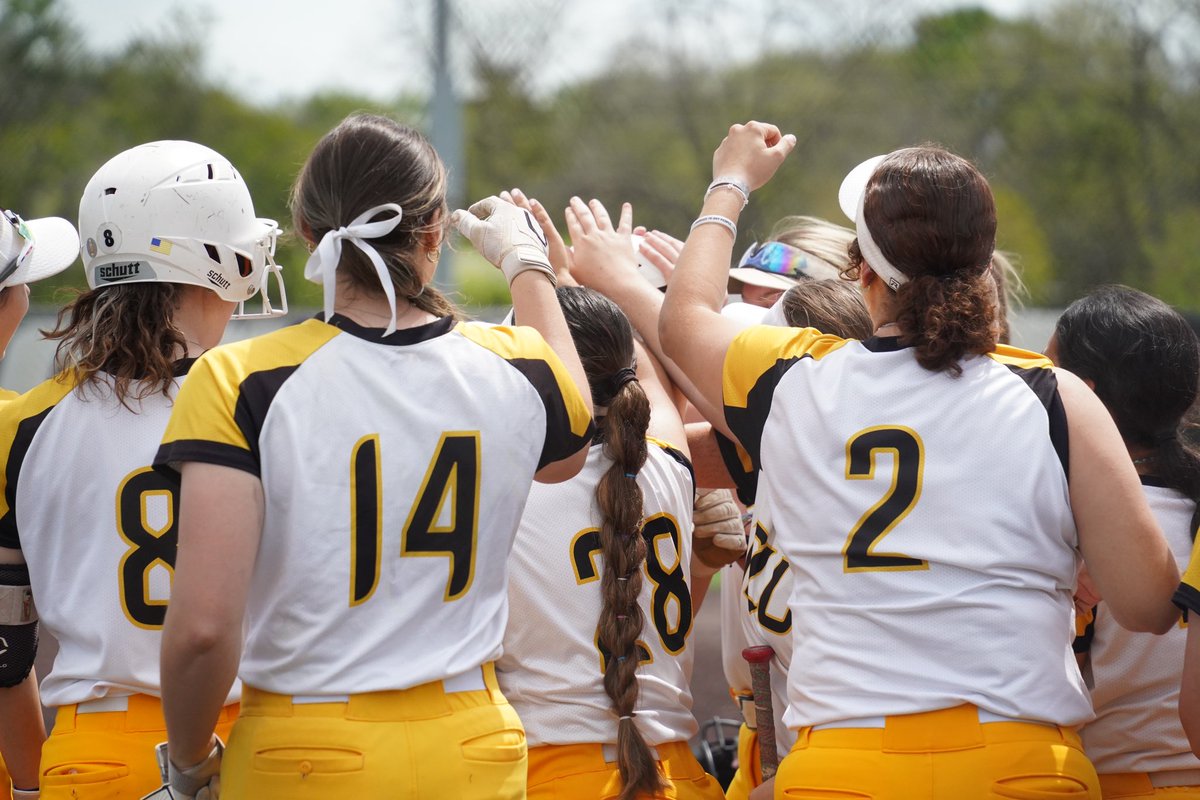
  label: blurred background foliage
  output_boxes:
[3,0,1199,312]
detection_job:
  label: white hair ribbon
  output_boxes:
[303,202,405,334]
[855,188,909,292]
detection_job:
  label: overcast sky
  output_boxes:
[59,0,1038,106]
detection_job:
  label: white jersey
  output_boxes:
[498,439,698,747]
[739,497,796,755]
[0,368,239,708]
[156,315,592,697]
[1081,480,1196,774]
[723,328,1091,729]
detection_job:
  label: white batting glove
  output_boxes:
[141,738,223,800]
[451,196,556,286]
[692,488,748,571]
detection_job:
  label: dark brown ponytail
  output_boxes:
[557,286,666,800]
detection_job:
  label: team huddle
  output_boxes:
[0,114,1198,800]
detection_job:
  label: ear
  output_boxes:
[859,263,875,289]
[298,219,316,248]
[420,208,446,254]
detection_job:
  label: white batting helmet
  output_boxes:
[78,140,287,318]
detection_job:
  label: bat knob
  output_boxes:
[742,645,775,664]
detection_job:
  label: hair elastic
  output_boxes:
[602,367,638,400]
[619,714,635,720]
[624,472,637,479]
[304,202,405,334]
[1156,430,1179,445]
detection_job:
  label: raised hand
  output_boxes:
[637,230,684,286]
[451,196,555,286]
[563,196,640,294]
[501,188,577,286]
[712,121,797,192]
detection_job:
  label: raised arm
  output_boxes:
[1057,369,1179,633]
[564,196,727,436]
[452,196,593,482]
[659,122,796,429]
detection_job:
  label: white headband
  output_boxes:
[839,154,910,292]
[854,187,909,291]
[304,202,405,334]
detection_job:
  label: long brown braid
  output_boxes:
[558,285,666,800]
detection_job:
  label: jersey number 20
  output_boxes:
[349,432,480,606]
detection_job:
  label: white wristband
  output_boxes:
[691,214,737,239]
[705,177,750,208]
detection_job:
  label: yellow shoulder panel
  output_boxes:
[456,322,592,439]
[0,372,79,519]
[723,325,851,411]
[162,319,341,452]
[987,343,1053,370]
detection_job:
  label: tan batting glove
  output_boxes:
[450,196,556,286]
[141,738,223,800]
[692,488,747,572]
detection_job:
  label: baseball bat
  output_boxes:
[742,645,779,780]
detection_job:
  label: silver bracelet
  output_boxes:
[691,214,737,238]
[705,177,751,208]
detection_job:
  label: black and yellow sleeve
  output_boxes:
[714,428,758,506]
[457,323,594,470]
[0,376,75,549]
[156,320,341,477]
[722,325,850,471]
[1174,537,1200,620]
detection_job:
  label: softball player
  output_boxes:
[154,113,593,800]
[0,141,284,800]
[0,206,80,800]
[659,123,1178,799]
[1052,286,1200,797]
[498,286,722,800]
[718,279,872,800]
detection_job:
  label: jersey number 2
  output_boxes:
[116,467,179,629]
[349,432,480,606]
[842,426,928,572]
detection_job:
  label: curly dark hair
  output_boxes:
[844,145,998,375]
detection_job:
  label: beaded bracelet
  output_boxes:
[691,214,737,239]
[705,177,751,208]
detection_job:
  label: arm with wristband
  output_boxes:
[452,196,592,483]
[659,122,796,430]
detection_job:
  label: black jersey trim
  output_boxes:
[861,335,909,353]
[715,428,758,506]
[725,355,806,472]
[1140,474,1170,489]
[1174,582,1200,620]
[0,406,56,550]
[228,364,302,473]
[1005,364,1069,479]
[319,313,456,346]
[653,440,696,497]
[154,439,261,479]
[507,357,595,470]
[173,357,198,377]
[1072,607,1096,654]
